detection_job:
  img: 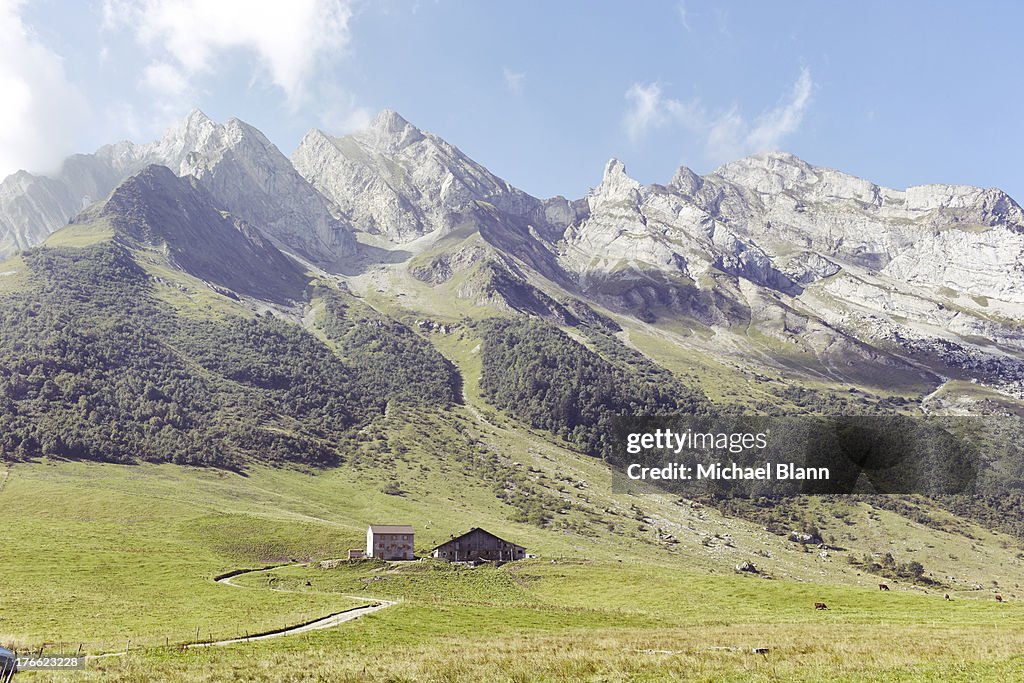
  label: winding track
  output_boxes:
[87,562,395,659]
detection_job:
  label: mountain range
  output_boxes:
[3,108,1022,406]
[1,105,1022,569]
[6,110,1024,681]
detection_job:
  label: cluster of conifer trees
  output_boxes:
[0,244,458,467]
[478,317,705,460]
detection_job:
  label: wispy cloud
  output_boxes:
[676,0,690,31]
[503,67,525,94]
[0,0,90,177]
[622,68,814,163]
[745,68,813,153]
[316,82,372,133]
[623,83,668,140]
[102,0,356,109]
[142,60,189,100]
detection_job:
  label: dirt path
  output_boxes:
[189,599,394,648]
[920,377,952,413]
[86,562,395,659]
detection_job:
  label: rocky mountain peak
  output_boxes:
[94,163,307,302]
[372,108,411,133]
[292,111,554,245]
[712,151,815,192]
[182,107,213,129]
[105,163,177,199]
[167,108,217,142]
[670,165,703,196]
[591,158,641,203]
[300,127,333,148]
[602,158,627,180]
[359,109,425,151]
[223,117,272,144]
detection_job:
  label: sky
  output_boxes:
[2,0,1023,201]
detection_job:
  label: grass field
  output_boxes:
[4,241,1024,680]
[30,558,1024,681]
[4,453,1024,682]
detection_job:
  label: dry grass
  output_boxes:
[39,623,1024,682]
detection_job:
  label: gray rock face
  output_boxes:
[708,153,1024,303]
[169,114,357,266]
[93,164,309,303]
[7,109,1024,390]
[291,109,560,243]
[0,148,136,255]
[0,109,357,266]
[288,114,1024,382]
[552,151,1024,392]
[562,152,1024,303]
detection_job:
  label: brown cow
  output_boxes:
[879,583,890,591]
[996,594,1004,603]
[814,602,829,610]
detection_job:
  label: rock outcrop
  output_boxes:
[291,109,562,243]
[88,164,309,303]
[0,110,357,267]
[5,109,1024,391]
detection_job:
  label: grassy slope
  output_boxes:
[0,462,365,652]
[5,453,1024,681]
[5,238,1024,680]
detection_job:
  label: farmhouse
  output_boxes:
[366,524,415,560]
[431,527,526,563]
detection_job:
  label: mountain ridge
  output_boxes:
[90,163,309,303]
[4,109,1024,402]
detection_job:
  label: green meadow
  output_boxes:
[4,455,1024,682]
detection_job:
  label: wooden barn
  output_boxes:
[366,524,415,560]
[431,527,526,563]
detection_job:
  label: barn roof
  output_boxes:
[431,527,525,551]
[368,524,414,534]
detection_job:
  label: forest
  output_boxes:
[478,317,706,460]
[0,244,457,468]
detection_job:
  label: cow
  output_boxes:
[996,594,1004,603]
[944,594,951,601]
[879,583,890,591]
[814,602,829,610]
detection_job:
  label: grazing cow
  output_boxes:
[944,594,951,601]
[814,602,829,610]
[879,583,890,591]
[996,594,1004,603]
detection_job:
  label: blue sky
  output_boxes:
[3,1,1023,201]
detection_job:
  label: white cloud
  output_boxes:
[0,0,90,178]
[622,68,814,163]
[142,61,189,99]
[705,106,746,162]
[744,67,813,153]
[624,83,668,140]
[316,83,372,133]
[503,67,525,94]
[676,0,691,31]
[103,0,355,108]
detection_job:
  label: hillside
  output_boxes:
[1,109,1023,681]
